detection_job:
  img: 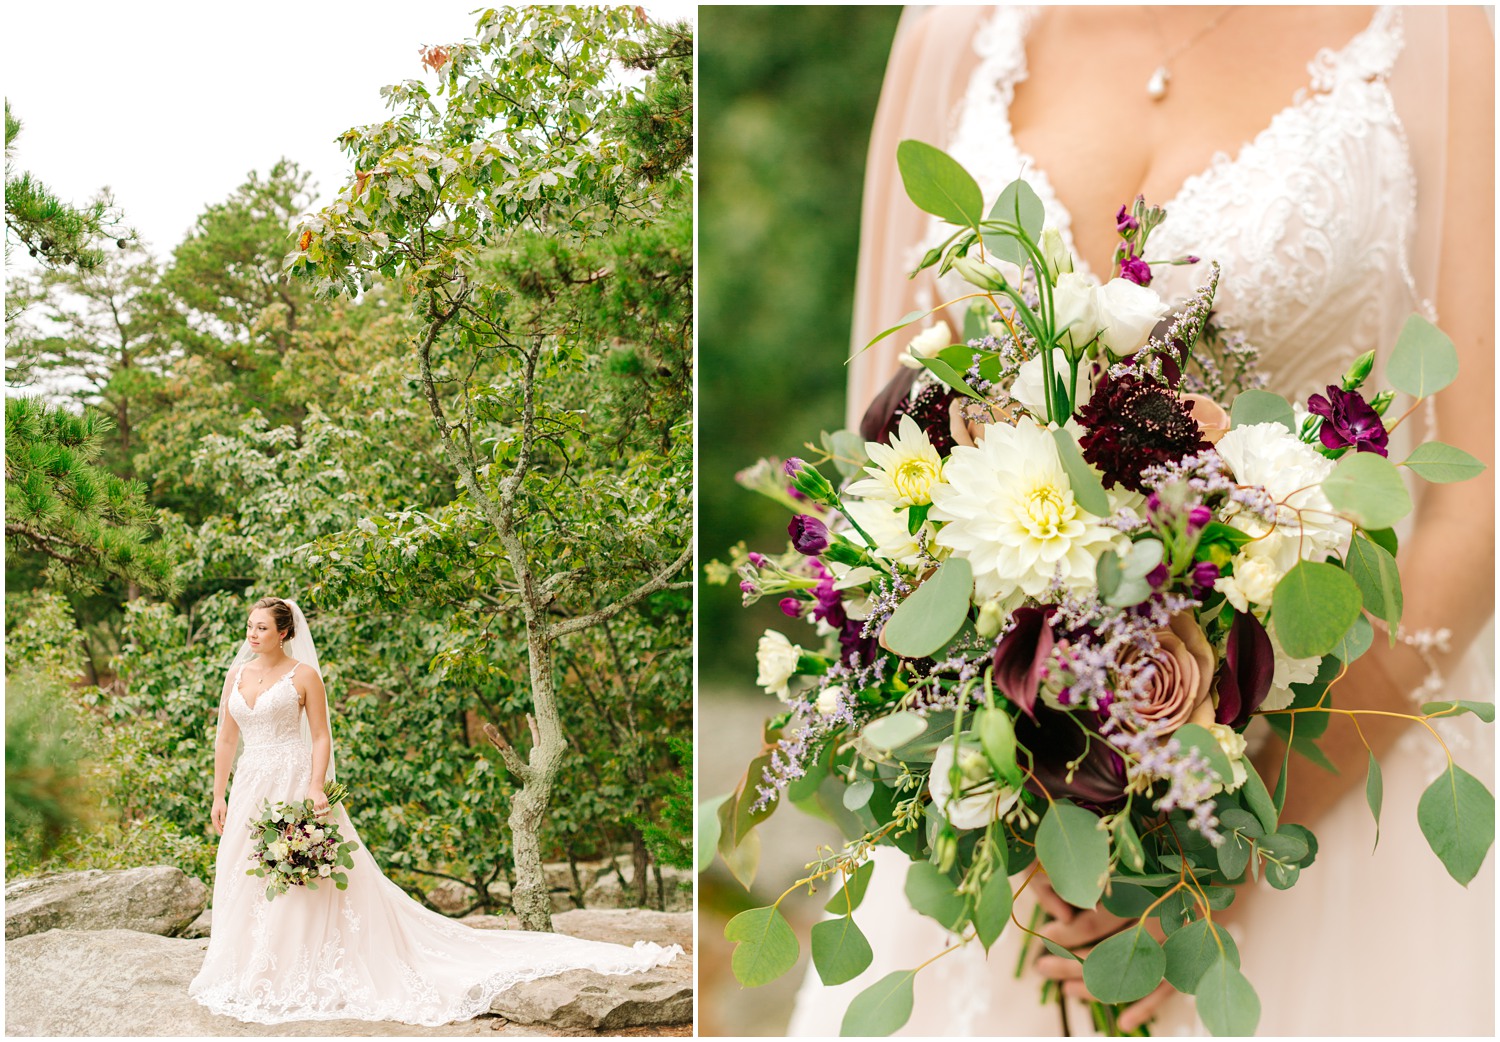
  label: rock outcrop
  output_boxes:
[5,866,209,940]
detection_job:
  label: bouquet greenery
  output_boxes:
[705,140,1494,1036]
[247,782,358,902]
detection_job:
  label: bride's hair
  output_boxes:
[251,597,297,641]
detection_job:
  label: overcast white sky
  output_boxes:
[3,2,696,261]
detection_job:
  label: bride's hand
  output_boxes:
[1031,876,1177,1032]
[211,797,228,836]
[307,788,330,816]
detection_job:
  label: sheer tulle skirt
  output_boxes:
[188,742,680,1026]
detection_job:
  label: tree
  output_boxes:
[295,6,693,931]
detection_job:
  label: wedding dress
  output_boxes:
[187,655,680,1026]
[790,6,1494,1036]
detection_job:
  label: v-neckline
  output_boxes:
[999,5,1390,281]
[236,661,299,713]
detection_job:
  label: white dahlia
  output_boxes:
[930,419,1125,603]
[1214,422,1353,572]
[846,415,945,508]
[843,496,931,568]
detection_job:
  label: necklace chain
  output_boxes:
[1145,6,1239,101]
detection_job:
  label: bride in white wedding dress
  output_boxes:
[789,6,1494,1036]
[187,597,679,1026]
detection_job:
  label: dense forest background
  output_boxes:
[696,6,901,1035]
[7,6,693,917]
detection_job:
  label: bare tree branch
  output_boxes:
[482,722,533,782]
[547,543,691,640]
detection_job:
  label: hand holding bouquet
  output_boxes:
[706,140,1494,1036]
[247,781,358,901]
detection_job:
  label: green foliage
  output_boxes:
[5,668,99,861]
[881,556,973,658]
[724,905,800,987]
[1417,763,1495,886]
[1035,800,1109,909]
[633,736,693,871]
[1270,560,1362,659]
[841,970,916,1036]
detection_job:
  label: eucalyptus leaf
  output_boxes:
[1330,612,1374,665]
[1229,389,1295,432]
[1175,722,1233,785]
[1421,700,1497,723]
[1345,534,1403,631]
[1116,815,1146,873]
[1164,918,1241,994]
[904,861,967,931]
[811,915,874,986]
[862,711,928,752]
[1402,440,1486,483]
[1386,313,1458,399]
[1365,752,1383,852]
[825,860,876,916]
[897,140,985,228]
[696,795,728,873]
[843,779,875,811]
[724,905,799,987]
[1417,763,1496,886]
[1035,801,1109,909]
[1323,451,1413,530]
[882,557,974,659]
[1270,560,1363,660]
[982,178,1045,266]
[1050,427,1111,517]
[841,970,917,1037]
[1196,955,1261,1036]
[974,870,1014,951]
[1082,927,1166,1004]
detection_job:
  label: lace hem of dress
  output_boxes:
[187,940,683,1027]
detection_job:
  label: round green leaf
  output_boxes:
[1035,801,1110,909]
[862,711,927,752]
[840,970,916,1037]
[1403,440,1486,483]
[1421,700,1497,724]
[1082,927,1166,1003]
[1345,534,1402,630]
[696,795,728,873]
[843,779,875,811]
[1196,955,1261,1036]
[1270,561,1363,660]
[983,177,1045,266]
[904,861,966,931]
[825,860,876,916]
[811,915,874,986]
[973,870,1014,951]
[1417,763,1496,886]
[1386,313,1458,399]
[1322,452,1413,530]
[1164,919,1241,995]
[896,140,984,228]
[1330,612,1374,665]
[724,905,799,987]
[1174,722,1233,785]
[882,556,973,658]
[1229,389,1295,432]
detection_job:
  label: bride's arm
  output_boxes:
[1271,8,1495,827]
[211,668,240,835]
[302,667,332,814]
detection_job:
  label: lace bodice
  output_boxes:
[230,663,305,748]
[928,5,1424,404]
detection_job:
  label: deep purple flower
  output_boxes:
[1146,563,1170,589]
[992,607,1057,720]
[1146,492,1162,515]
[739,580,756,595]
[1215,610,1275,730]
[788,514,829,555]
[1077,372,1211,491]
[1185,255,1201,265]
[783,458,805,478]
[1187,505,1213,531]
[1016,706,1128,811]
[1120,252,1153,286]
[1307,384,1389,456]
[778,597,802,618]
[747,552,767,568]
[1116,205,1140,233]
[1190,561,1220,597]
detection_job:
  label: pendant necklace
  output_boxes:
[1145,6,1239,101]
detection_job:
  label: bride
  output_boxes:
[789,6,1493,1036]
[188,596,680,1026]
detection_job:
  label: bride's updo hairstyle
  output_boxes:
[252,597,296,642]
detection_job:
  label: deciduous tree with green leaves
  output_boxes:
[293,6,693,931]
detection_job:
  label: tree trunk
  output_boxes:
[630,828,649,907]
[507,779,554,929]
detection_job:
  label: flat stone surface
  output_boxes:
[5,866,209,940]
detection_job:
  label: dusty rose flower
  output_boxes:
[1181,393,1231,444]
[1123,613,1215,733]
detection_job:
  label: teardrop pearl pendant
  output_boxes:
[1146,65,1170,101]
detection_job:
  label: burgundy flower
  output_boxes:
[1077,372,1210,491]
[1120,252,1153,286]
[858,368,962,456]
[1214,610,1275,730]
[778,597,801,618]
[992,606,1056,720]
[1307,384,1389,456]
[788,514,829,555]
[1016,706,1128,811]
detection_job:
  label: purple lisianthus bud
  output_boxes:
[788,514,830,555]
[779,597,802,618]
[1187,505,1213,532]
[739,580,757,595]
[783,457,805,478]
[1185,255,1200,265]
[1307,384,1389,456]
[747,552,767,568]
[1191,561,1220,596]
[1116,205,1139,233]
[1120,253,1153,286]
[1147,563,1170,589]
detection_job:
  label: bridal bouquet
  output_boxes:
[247,783,358,901]
[705,141,1495,1036]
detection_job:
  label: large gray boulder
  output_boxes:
[5,866,209,940]
[582,866,692,913]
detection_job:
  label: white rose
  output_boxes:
[1053,272,1100,351]
[1215,423,1352,566]
[1094,277,1169,356]
[1214,552,1282,613]
[815,685,847,716]
[928,737,1019,830]
[319,864,333,877]
[1009,348,1095,417]
[755,630,802,702]
[1205,723,1249,794]
[898,320,955,369]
